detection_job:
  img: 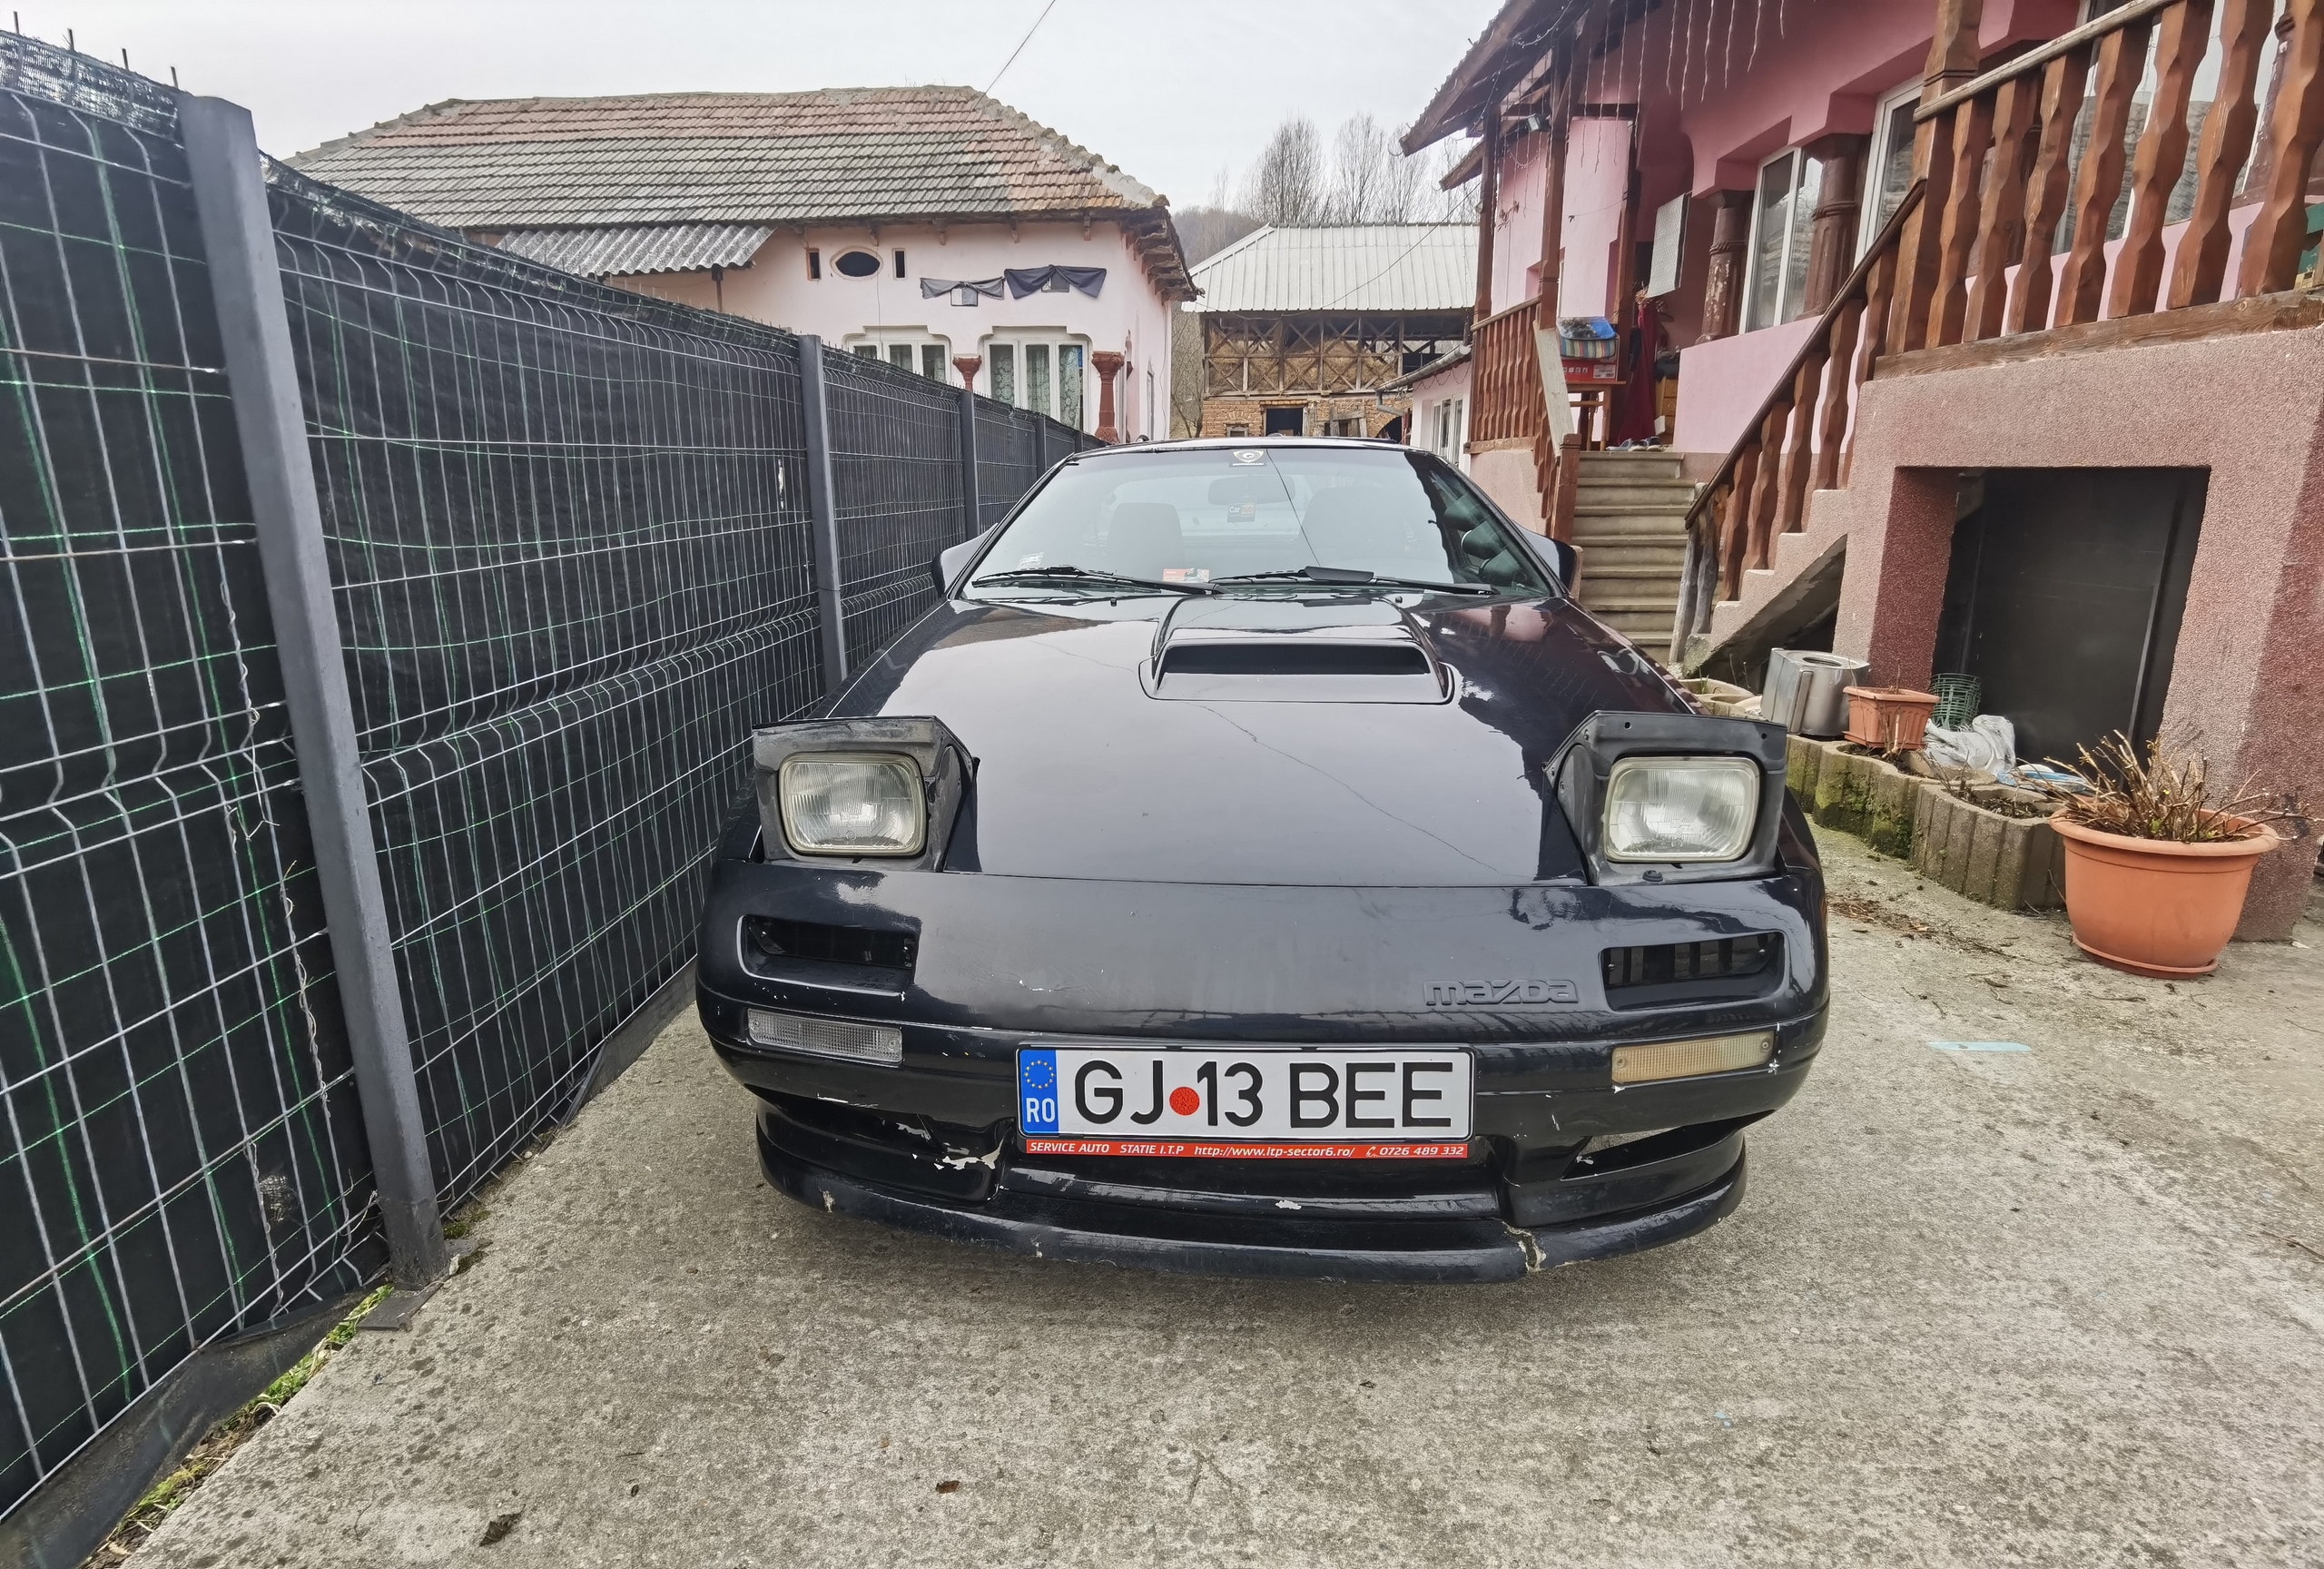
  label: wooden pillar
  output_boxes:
[1474,117,1501,323]
[1698,190,1754,341]
[1533,113,1569,329]
[1890,0,1985,354]
[1091,350,1124,442]
[1800,133,1870,315]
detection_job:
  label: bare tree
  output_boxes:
[1241,116,1326,225]
[1323,114,1424,223]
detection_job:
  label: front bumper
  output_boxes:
[754,1099,1752,1283]
[698,837,1826,1283]
[708,1008,1817,1283]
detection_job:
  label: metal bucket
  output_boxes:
[1763,650,1869,737]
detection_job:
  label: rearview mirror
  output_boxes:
[1206,475,1277,505]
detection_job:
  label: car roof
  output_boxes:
[1068,436,1407,459]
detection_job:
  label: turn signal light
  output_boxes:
[747,1009,903,1066]
[1610,1030,1774,1085]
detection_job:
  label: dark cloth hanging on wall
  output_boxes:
[1612,296,1667,446]
[1004,265,1107,298]
[921,276,1007,301]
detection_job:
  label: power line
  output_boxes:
[984,0,1059,94]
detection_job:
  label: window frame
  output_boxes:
[1858,80,1925,255]
[842,329,954,383]
[981,330,1094,429]
[1743,147,1821,333]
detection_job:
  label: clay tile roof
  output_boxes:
[291,86,1164,226]
[290,86,1191,300]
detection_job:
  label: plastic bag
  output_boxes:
[1922,715,2016,775]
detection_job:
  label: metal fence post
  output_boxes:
[957,382,980,539]
[797,335,848,691]
[179,96,449,1287]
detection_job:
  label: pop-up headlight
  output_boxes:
[1552,712,1787,885]
[751,716,970,869]
[779,754,925,855]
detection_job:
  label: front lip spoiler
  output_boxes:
[759,1123,1747,1285]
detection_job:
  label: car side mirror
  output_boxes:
[932,528,996,595]
[1513,528,1579,593]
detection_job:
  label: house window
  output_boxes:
[893,249,907,278]
[1225,423,1250,437]
[1859,83,1923,253]
[1431,397,1467,467]
[984,334,1089,428]
[832,249,882,279]
[1745,148,1823,331]
[806,248,822,280]
[843,331,953,381]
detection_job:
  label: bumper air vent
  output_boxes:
[1600,933,1782,1010]
[742,915,917,995]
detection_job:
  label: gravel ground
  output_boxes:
[132,833,2324,1568]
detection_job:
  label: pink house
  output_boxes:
[292,88,1195,439]
[1402,0,2324,938]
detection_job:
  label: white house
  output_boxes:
[292,87,1196,439]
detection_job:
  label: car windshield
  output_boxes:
[963,446,1549,597]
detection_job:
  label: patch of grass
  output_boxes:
[84,1286,389,1567]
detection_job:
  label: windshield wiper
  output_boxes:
[970,565,1219,596]
[1210,565,1497,597]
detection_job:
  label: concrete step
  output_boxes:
[1574,481,1699,508]
[1566,509,1693,537]
[1572,538,1689,561]
[1579,592,1684,615]
[1575,451,1685,481]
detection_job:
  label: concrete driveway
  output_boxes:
[133,834,2324,1568]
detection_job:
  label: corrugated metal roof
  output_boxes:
[1187,225,1477,313]
[495,222,773,277]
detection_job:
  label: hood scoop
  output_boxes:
[1146,597,1449,704]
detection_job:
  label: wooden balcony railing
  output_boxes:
[1673,0,2324,659]
[1468,295,1588,539]
[1671,183,1925,653]
[1470,295,1544,444]
[1900,0,2323,352]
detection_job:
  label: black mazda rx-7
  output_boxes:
[694,437,1827,1283]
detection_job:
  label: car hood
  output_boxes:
[835,593,1691,885]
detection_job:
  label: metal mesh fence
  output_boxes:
[976,400,1049,534]
[265,171,824,1206]
[1,42,380,1509]
[823,350,962,673]
[0,30,1106,1521]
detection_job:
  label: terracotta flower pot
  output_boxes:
[2052,815,2279,978]
[1842,686,1939,753]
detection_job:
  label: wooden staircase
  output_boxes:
[1569,449,1694,662]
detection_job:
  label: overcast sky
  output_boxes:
[28,1,1501,208]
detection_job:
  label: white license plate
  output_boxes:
[1016,1047,1472,1159]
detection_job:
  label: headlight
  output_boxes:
[778,753,925,855]
[1602,756,1760,862]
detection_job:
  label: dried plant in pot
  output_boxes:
[2029,735,2299,978]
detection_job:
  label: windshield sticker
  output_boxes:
[1231,449,1265,466]
[1161,567,1211,584]
[1012,552,1044,567]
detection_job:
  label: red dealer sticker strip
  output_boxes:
[1019,1138,1472,1160]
